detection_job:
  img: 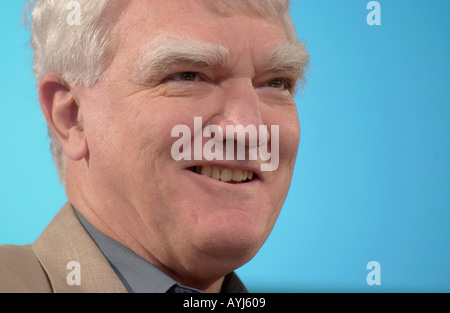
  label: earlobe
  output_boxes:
[39,72,88,161]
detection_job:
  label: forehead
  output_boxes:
[120,0,284,23]
[115,0,289,54]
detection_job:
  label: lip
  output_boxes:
[183,161,264,182]
[183,166,261,190]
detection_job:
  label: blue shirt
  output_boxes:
[75,209,248,293]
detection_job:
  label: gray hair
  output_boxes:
[26,0,301,183]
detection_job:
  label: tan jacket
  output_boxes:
[0,203,127,293]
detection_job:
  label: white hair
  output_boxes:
[26,0,302,183]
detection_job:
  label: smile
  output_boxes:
[188,165,255,184]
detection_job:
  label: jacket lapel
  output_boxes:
[32,203,127,293]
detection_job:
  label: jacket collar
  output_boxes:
[32,203,127,293]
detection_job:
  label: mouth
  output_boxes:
[188,165,257,184]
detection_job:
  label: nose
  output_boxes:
[211,78,270,148]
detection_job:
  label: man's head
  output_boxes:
[30,0,309,291]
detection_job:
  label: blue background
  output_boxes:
[0,0,449,292]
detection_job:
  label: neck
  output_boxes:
[65,163,228,293]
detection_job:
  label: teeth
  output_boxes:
[232,169,243,181]
[201,165,211,176]
[192,165,254,183]
[211,166,221,180]
[221,168,232,182]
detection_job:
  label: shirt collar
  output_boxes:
[74,209,247,293]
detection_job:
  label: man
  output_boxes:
[0,0,308,293]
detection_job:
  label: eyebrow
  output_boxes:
[132,34,309,85]
[132,34,230,84]
[264,41,310,82]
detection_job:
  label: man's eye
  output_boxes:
[266,79,292,90]
[169,72,201,82]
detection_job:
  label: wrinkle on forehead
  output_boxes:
[189,0,290,17]
[117,0,295,42]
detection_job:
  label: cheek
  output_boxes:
[285,119,301,161]
[82,102,157,188]
[264,107,300,201]
[273,108,301,164]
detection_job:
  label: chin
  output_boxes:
[192,216,269,265]
[173,191,280,269]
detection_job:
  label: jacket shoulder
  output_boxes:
[0,244,52,293]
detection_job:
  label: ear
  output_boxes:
[39,72,88,161]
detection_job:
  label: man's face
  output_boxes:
[75,0,301,280]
